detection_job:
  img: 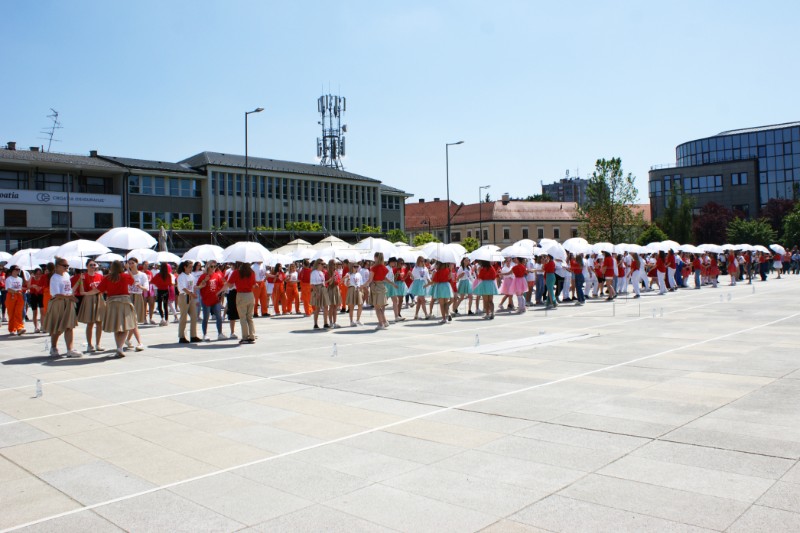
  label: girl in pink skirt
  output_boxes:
[497,257,516,312]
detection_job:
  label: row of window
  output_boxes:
[447,227,579,243]
[128,175,201,198]
[212,209,377,232]
[0,171,114,194]
[650,174,724,197]
[381,196,401,210]
[210,172,378,205]
[3,209,113,229]
[381,221,401,231]
[677,127,800,164]
[128,212,202,229]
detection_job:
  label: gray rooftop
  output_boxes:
[0,148,123,171]
[181,151,380,184]
[99,155,202,175]
[717,121,800,136]
[379,183,412,196]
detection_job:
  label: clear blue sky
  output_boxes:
[3,1,799,204]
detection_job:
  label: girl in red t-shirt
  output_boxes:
[473,260,497,319]
[76,261,106,352]
[426,261,453,324]
[98,260,137,357]
[365,252,394,330]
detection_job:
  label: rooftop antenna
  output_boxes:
[316,93,346,170]
[40,108,62,152]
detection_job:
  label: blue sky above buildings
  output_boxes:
[2,0,798,203]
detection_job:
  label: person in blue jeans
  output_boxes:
[196,261,227,341]
[572,253,586,305]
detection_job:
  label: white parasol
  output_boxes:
[501,244,535,259]
[181,244,224,263]
[95,252,125,263]
[126,248,159,263]
[97,227,157,250]
[53,240,110,259]
[770,244,786,255]
[222,242,271,264]
[156,251,182,264]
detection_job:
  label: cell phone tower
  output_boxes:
[316,94,346,170]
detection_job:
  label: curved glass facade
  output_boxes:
[677,123,800,205]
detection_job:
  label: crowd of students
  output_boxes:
[1,245,797,358]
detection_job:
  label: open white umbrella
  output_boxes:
[397,250,422,263]
[427,244,462,264]
[266,253,295,267]
[544,243,567,261]
[54,239,110,259]
[223,242,271,263]
[64,256,88,269]
[770,244,786,255]
[0,251,12,263]
[593,242,614,254]
[562,237,589,254]
[33,246,59,264]
[356,237,397,258]
[514,239,537,250]
[7,255,39,270]
[468,247,504,262]
[156,251,182,264]
[736,244,754,251]
[97,227,157,250]
[501,244,535,259]
[310,247,338,262]
[538,238,559,248]
[292,247,318,261]
[698,244,724,254]
[753,245,770,253]
[181,244,224,263]
[660,240,681,251]
[311,236,353,250]
[126,248,159,263]
[95,252,125,263]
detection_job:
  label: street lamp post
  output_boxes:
[478,184,490,246]
[445,141,464,244]
[245,107,264,241]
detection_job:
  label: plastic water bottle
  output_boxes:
[331,343,338,357]
[35,379,42,398]
[652,309,656,318]
[660,308,664,317]
[539,330,545,336]
[727,293,732,302]
[43,338,50,352]
[474,334,480,347]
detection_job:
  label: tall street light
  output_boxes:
[245,107,264,241]
[445,141,464,244]
[478,184,491,245]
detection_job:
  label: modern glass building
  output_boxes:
[649,121,800,220]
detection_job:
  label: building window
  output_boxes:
[521,227,529,240]
[51,211,71,227]
[733,204,750,218]
[483,229,488,242]
[451,231,461,242]
[154,177,165,196]
[128,175,140,194]
[236,175,242,196]
[141,176,152,195]
[227,174,234,197]
[36,173,69,192]
[571,227,579,238]
[502,227,510,242]
[4,209,26,227]
[129,211,140,227]
[467,230,472,238]
[553,227,560,240]
[0,170,28,189]
[537,227,544,239]
[142,212,154,229]
[94,212,113,228]
[732,172,748,186]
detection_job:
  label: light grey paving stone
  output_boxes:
[169,472,312,526]
[664,427,800,459]
[478,519,551,532]
[345,430,464,464]
[0,422,50,448]
[598,455,774,503]
[550,411,675,438]
[14,510,124,533]
[685,416,800,443]
[39,460,156,505]
[237,457,370,503]
[510,494,715,533]
[326,483,498,532]
[218,424,324,453]
[433,449,585,493]
[783,462,800,484]
[428,408,538,434]
[245,504,397,532]
[727,505,800,533]
[381,464,547,516]
[478,435,625,472]
[292,443,424,482]
[210,401,297,424]
[559,474,749,530]
[757,481,800,513]
[513,422,650,452]
[94,490,245,532]
[632,440,794,479]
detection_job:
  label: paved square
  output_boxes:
[1,278,799,532]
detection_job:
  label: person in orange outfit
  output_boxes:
[5,265,26,335]
[252,262,269,317]
[298,259,313,316]
[337,260,348,314]
[41,262,53,320]
[269,264,285,316]
[284,263,300,314]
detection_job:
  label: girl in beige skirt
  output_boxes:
[310,259,328,329]
[344,263,364,326]
[76,260,106,352]
[98,260,139,357]
[42,258,82,358]
[325,259,342,329]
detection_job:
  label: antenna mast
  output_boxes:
[316,94,346,169]
[40,108,63,152]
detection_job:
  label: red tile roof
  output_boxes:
[406,200,579,231]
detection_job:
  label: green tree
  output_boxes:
[636,224,669,246]
[524,193,554,202]
[726,218,776,247]
[385,228,408,243]
[577,157,641,243]
[783,203,800,247]
[460,236,480,252]
[353,224,381,233]
[171,217,195,230]
[285,221,323,232]
[413,232,439,247]
[658,184,693,243]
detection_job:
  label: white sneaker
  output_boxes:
[229,333,238,340]
[135,345,146,352]
[95,345,105,352]
[217,333,227,340]
[159,320,168,327]
[66,349,83,358]
[350,321,357,327]
[49,347,60,357]
[86,344,94,353]
[355,321,363,326]
[203,336,211,342]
